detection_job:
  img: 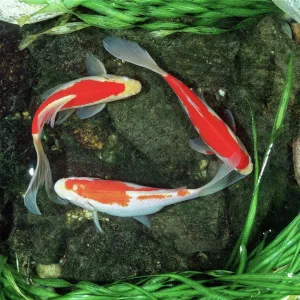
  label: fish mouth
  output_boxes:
[238,161,253,176]
[134,80,142,94]
[125,79,141,96]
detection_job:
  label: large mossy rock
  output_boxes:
[1,16,299,281]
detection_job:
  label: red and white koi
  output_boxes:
[103,37,253,188]
[24,54,141,215]
[54,158,238,232]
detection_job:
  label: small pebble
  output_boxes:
[292,23,300,44]
[36,263,62,278]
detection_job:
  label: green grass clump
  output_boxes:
[1,54,297,299]
[18,0,281,49]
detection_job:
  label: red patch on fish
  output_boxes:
[32,79,125,134]
[61,79,125,109]
[164,74,251,172]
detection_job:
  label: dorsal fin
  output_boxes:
[85,53,107,76]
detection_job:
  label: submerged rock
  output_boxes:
[0,0,62,24]
[2,16,300,281]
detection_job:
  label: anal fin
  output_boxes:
[133,215,151,229]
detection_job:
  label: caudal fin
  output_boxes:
[24,136,51,214]
[196,153,245,197]
[24,136,67,215]
[103,36,166,76]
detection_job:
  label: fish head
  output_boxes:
[102,74,142,99]
[234,137,253,176]
[54,177,95,210]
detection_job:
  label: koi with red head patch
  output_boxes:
[24,54,141,215]
[103,37,253,189]
[55,155,239,232]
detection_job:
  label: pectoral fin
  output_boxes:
[197,89,207,105]
[223,109,236,133]
[76,103,106,119]
[189,138,214,155]
[93,210,104,233]
[133,215,151,228]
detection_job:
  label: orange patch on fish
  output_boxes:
[177,189,190,197]
[65,179,132,206]
[65,179,158,207]
[137,194,172,201]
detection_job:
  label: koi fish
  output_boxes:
[54,155,239,232]
[103,37,253,189]
[24,54,141,215]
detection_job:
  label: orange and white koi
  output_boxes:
[103,37,253,188]
[24,54,141,215]
[54,157,238,232]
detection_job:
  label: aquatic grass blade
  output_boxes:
[33,278,73,288]
[23,285,60,298]
[19,22,90,50]
[17,3,70,27]
[271,54,294,139]
[226,101,259,270]
[227,53,294,272]
[247,230,270,260]
[81,0,148,23]
[75,281,118,295]
[76,14,134,29]
[156,273,227,300]
[3,268,32,300]
[121,282,158,300]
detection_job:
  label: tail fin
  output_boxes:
[24,136,51,214]
[103,36,167,76]
[24,136,67,215]
[196,153,245,197]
